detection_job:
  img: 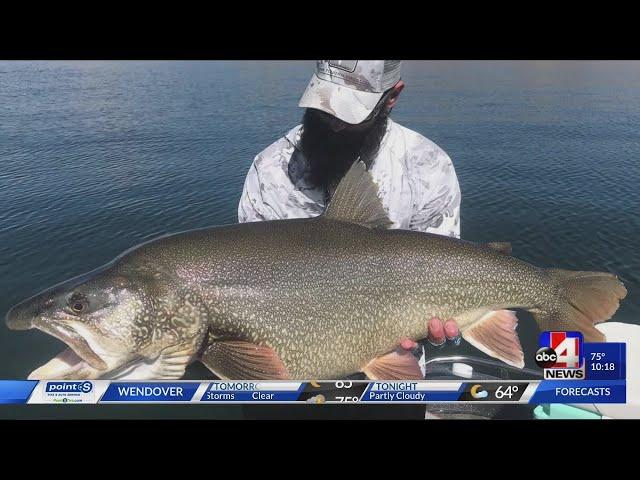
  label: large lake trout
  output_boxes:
[6,161,627,380]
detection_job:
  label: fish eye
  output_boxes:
[67,294,89,314]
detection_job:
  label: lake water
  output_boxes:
[1,61,638,418]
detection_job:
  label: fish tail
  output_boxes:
[533,269,627,342]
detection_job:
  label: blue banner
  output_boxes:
[360,390,462,402]
[529,380,626,404]
[584,343,625,380]
[200,390,302,401]
[100,382,199,402]
[0,381,38,404]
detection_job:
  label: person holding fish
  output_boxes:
[238,60,463,361]
[7,60,624,425]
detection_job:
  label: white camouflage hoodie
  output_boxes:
[238,118,461,238]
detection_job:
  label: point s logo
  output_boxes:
[45,381,93,394]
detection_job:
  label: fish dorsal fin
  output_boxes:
[483,242,512,255]
[324,160,392,229]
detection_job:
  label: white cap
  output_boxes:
[298,60,402,124]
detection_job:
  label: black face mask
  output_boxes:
[299,106,389,195]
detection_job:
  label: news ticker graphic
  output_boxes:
[0,379,626,404]
[0,333,626,405]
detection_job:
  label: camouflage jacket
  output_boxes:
[238,118,461,238]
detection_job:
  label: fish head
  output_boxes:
[6,268,163,379]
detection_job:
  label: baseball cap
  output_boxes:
[298,60,402,125]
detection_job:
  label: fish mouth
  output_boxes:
[33,319,108,371]
[5,303,35,330]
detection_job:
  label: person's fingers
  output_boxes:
[444,319,462,346]
[427,317,446,347]
[444,319,459,339]
[400,337,418,350]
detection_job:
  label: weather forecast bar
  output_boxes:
[0,379,625,404]
[0,338,626,405]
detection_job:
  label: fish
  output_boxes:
[5,161,627,381]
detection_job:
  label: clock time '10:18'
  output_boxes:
[589,362,616,371]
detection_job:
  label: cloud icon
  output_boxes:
[470,385,488,399]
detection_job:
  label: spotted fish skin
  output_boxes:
[124,217,549,379]
[6,161,626,380]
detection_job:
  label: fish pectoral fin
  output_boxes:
[199,340,290,380]
[461,309,525,368]
[150,341,197,380]
[362,348,424,380]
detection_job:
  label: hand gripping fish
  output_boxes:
[6,161,627,380]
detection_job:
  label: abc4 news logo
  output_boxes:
[536,331,585,379]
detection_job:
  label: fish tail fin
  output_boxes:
[533,269,627,342]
